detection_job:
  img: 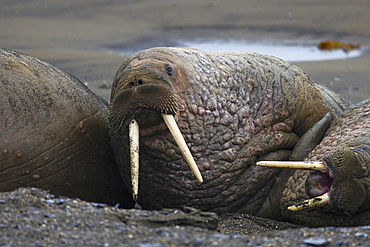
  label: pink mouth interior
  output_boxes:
[306,171,334,197]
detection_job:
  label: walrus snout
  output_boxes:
[109,59,183,131]
[110,82,180,130]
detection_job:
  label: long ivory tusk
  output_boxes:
[129,119,140,201]
[256,161,326,173]
[287,193,329,211]
[161,113,203,183]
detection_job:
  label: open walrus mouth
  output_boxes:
[109,55,203,201]
[258,145,370,214]
[257,160,330,210]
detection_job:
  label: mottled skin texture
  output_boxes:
[109,47,342,221]
[4,48,367,228]
[281,100,370,227]
[0,49,134,208]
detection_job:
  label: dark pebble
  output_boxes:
[334,240,344,247]
[56,199,66,205]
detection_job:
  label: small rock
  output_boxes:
[354,232,368,237]
[334,240,344,247]
[56,199,66,205]
[302,238,329,246]
[91,202,108,208]
[212,233,230,239]
[44,214,56,218]
[44,199,55,204]
[138,244,166,247]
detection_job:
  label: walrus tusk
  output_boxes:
[129,119,140,201]
[161,113,203,183]
[256,161,326,173]
[287,193,329,211]
[257,161,329,211]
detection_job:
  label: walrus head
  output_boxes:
[110,51,181,129]
[109,47,332,216]
[109,48,203,201]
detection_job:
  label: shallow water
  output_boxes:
[181,40,364,62]
[117,40,364,62]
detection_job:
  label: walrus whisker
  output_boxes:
[256,161,326,172]
[129,119,140,201]
[287,193,329,211]
[161,113,203,183]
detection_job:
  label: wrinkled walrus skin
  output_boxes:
[0,48,134,208]
[109,47,352,222]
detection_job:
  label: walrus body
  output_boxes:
[2,47,368,227]
[109,47,352,220]
[0,48,133,208]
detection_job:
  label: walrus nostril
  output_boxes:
[129,80,144,88]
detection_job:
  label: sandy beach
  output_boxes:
[1,0,370,245]
[1,0,369,103]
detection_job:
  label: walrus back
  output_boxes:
[0,48,133,208]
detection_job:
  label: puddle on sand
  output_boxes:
[115,39,364,62]
[181,40,364,62]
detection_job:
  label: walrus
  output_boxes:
[0,48,134,208]
[2,47,368,227]
[108,47,365,226]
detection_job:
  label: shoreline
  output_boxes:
[19,39,368,104]
[1,0,369,104]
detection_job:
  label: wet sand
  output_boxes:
[1,0,370,245]
[1,0,369,103]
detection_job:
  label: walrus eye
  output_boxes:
[165,65,173,76]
